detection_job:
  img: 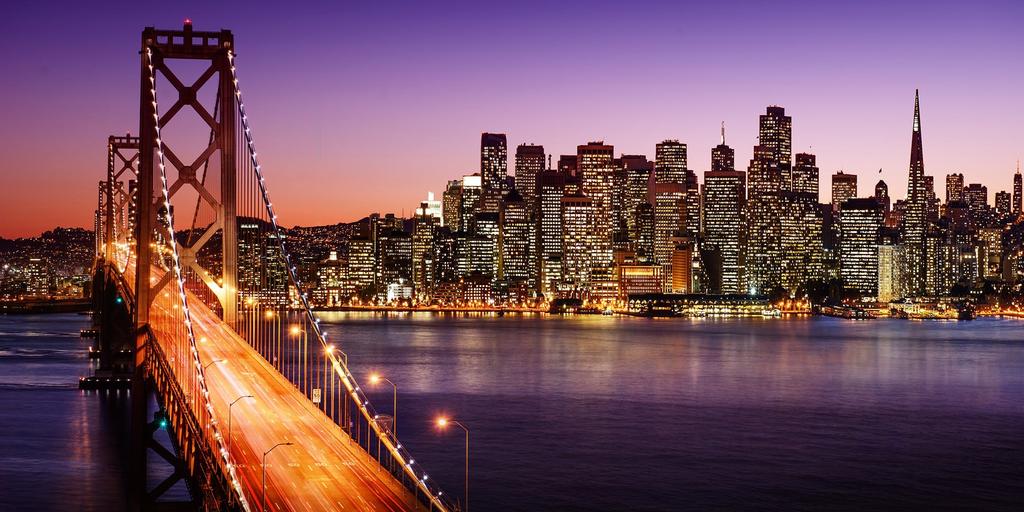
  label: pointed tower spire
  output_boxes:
[913,89,921,133]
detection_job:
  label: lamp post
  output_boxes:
[368,373,398,436]
[436,417,469,512]
[228,395,254,451]
[262,442,293,511]
[203,359,225,371]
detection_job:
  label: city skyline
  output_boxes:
[2,0,1023,237]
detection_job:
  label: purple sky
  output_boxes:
[1,0,1021,237]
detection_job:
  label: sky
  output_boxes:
[0,0,1022,238]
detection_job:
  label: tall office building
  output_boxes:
[831,171,857,211]
[498,189,533,286]
[877,228,906,302]
[759,106,793,189]
[442,179,462,231]
[965,183,988,213]
[481,133,508,195]
[655,140,688,184]
[903,90,928,296]
[459,174,482,232]
[792,153,819,198]
[558,155,577,176]
[621,155,653,241]
[946,173,965,204]
[746,145,783,294]
[561,193,594,290]
[654,182,686,288]
[537,170,565,296]
[995,191,1012,217]
[702,170,747,294]
[711,123,735,172]
[577,142,615,271]
[412,206,437,296]
[515,144,545,214]
[1014,162,1022,214]
[838,198,883,297]
[875,180,891,215]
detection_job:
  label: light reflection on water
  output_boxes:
[1,312,1022,511]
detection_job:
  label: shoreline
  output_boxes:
[0,299,91,315]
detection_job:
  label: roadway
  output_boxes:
[131,264,426,511]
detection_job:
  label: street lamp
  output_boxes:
[228,395,254,451]
[436,417,469,512]
[262,442,293,511]
[203,359,225,371]
[368,373,398,436]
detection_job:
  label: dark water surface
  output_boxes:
[1,313,1022,511]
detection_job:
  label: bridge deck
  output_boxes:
[133,265,424,511]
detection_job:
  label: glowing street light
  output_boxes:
[436,416,470,512]
[203,359,225,371]
[368,373,398,436]
[262,442,293,511]
[228,394,254,451]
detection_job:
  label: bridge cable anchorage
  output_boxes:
[145,46,252,512]
[228,50,453,511]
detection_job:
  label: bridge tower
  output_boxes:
[135,22,238,332]
[133,22,237,509]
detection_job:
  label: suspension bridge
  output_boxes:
[89,22,456,512]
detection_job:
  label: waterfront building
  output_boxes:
[377,228,413,299]
[654,182,686,289]
[538,170,566,296]
[617,263,663,301]
[831,171,857,211]
[746,145,783,294]
[702,169,746,294]
[562,193,594,292]
[498,189,533,287]
[903,90,929,295]
[877,230,906,303]
[838,198,883,297]
[412,206,437,296]
[578,142,616,271]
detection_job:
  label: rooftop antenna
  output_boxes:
[720,121,726,145]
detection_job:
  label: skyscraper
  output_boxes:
[831,171,857,211]
[792,153,819,198]
[480,133,508,195]
[903,90,928,295]
[498,189,533,287]
[875,180,891,215]
[759,106,793,189]
[838,198,883,297]
[514,144,545,214]
[577,142,615,271]
[442,179,462,231]
[621,155,653,242]
[537,170,565,296]
[702,169,746,294]
[711,123,735,172]
[1014,161,1022,214]
[995,191,1011,217]
[562,193,593,291]
[655,140,688,184]
[746,145,783,294]
[459,174,482,232]
[945,173,965,204]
